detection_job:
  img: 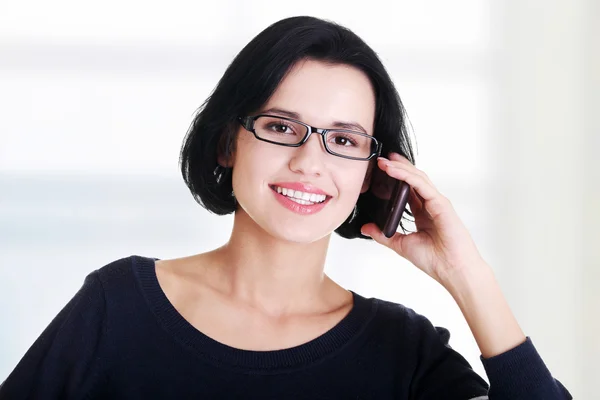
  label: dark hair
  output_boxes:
[180,16,416,239]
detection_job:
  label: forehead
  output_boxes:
[260,59,376,133]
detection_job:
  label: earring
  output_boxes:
[348,204,358,223]
[213,165,225,184]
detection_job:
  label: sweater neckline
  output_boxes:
[132,255,377,372]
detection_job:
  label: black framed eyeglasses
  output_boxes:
[237,114,382,161]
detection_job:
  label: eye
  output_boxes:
[331,134,357,147]
[267,122,295,135]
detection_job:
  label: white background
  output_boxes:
[1,1,598,398]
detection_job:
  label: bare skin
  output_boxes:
[155,253,353,351]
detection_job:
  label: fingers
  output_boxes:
[408,186,424,214]
[388,152,433,186]
[377,157,440,204]
[360,222,394,244]
[378,153,449,220]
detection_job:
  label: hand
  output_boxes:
[360,152,486,286]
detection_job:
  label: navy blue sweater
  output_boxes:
[0,255,572,399]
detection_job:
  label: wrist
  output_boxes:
[442,261,526,358]
[441,259,495,300]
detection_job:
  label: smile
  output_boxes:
[269,185,332,215]
[272,185,327,204]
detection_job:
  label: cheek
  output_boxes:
[232,139,284,188]
[333,164,370,198]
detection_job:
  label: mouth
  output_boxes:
[269,184,333,211]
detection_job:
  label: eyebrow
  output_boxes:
[260,107,368,134]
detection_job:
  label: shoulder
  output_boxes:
[93,254,156,288]
[369,295,452,347]
[369,295,426,327]
[81,255,159,315]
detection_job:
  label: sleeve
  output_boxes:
[405,307,490,400]
[0,270,108,399]
[406,307,572,400]
[480,336,573,399]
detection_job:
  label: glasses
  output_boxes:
[237,114,382,161]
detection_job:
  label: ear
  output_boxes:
[217,133,236,168]
[360,159,376,193]
[217,153,233,168]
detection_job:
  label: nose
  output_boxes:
[288,132,327,177]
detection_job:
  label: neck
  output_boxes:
[208,209,338,317]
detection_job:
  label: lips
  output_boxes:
[270,185,332,215]
[269,182,331,197]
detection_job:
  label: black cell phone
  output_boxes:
[369,160,412,238]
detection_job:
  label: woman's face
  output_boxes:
[228,59,376,243]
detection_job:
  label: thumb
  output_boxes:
[361,223,395,247]
[361,223,411,259]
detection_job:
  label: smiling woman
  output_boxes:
[0,15,572,400]
[212,59,382,242]
[179,26,413,239]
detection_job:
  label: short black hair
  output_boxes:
[180,16,416,239]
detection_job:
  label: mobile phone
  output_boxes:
[377,180,411,238]
[369,161,412,238]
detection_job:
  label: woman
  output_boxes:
[0,16,572,399]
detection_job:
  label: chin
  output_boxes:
[239,199,344,244]
[272,226,329,244]
[261,218,333,244]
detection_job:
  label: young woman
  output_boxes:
[0,16,572,399]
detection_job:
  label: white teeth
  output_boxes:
[273,186,327,203]
[289,198,313,205]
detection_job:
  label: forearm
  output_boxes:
[443,262,526,359]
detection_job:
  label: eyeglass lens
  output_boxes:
[253,116,375,159]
